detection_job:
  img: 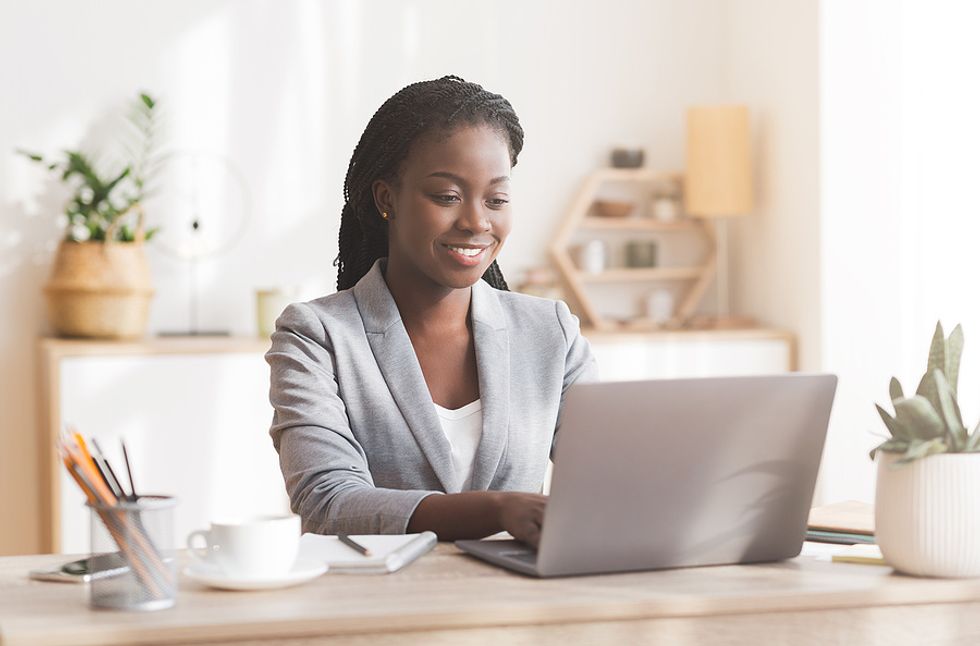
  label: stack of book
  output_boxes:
[806,500,875,545]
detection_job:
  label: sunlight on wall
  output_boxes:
[821,0,980,503]
[900,1,980,403]
[169,12,231,154]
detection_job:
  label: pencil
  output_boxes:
[121,439,138,500]
[59,434,174,600]
[90,438,126,500]
[338,533,372,557]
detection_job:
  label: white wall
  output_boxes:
[820,0,980,504]
[0,0,730,554]
[723,0,821,375]
[819,0,904,504]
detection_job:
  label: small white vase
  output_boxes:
[875,451,980,577]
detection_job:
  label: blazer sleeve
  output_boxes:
[552,300,600,458]
[266,302,439,535]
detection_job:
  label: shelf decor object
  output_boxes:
[550,168,717,331]
[149,150,251,336]
[685,105,754,328]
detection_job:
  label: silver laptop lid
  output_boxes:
[536,374,837,577]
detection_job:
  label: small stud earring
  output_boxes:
[382,211,390,221]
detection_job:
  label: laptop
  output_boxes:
[456,374,837,577]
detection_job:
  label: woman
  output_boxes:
[267,76,597,547]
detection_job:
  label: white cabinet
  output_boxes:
[584,329,795,381]
[39,338,289,554]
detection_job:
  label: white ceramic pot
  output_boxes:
[875,451,980,577]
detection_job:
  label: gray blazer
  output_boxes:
[266,259,598,535]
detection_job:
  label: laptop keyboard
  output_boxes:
[499,549,538,564]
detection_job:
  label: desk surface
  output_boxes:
[3,545,980,646]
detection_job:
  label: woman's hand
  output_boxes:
[407,490,548,544]
[496,492,547,548]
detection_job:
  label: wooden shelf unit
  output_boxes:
[579,216,701,232]
[550,169,717,331]
[579,266,708,283]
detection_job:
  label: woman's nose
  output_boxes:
[456,201,491,233]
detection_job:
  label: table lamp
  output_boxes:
[685,105,754,328]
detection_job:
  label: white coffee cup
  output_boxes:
[186,514,300,579]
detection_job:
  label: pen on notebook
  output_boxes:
[338,533,372,557]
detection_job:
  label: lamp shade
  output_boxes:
[685,105,754,218]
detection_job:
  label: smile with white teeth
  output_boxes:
[447,246,484,257]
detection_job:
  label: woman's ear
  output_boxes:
[371,179,396,220]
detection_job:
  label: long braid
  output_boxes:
[335,75,524,291]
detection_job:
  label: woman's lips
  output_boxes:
[442,244,489,267]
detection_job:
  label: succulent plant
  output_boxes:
[872,322,980,463]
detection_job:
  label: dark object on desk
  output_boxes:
[611,147,645,168]
[457,373,838,577]
[338,533,372,557]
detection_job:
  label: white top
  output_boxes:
[433,399,483,492]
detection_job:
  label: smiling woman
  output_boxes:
[378,125,514,295]
[266,76,598,547]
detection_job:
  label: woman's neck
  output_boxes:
[383,260,472,333]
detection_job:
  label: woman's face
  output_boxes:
[376,124,513,291]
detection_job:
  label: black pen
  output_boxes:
[338,533,372,557]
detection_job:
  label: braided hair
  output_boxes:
[335,75,524,291]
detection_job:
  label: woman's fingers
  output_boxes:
[497,492,548,546]
[518,505,544,548]
[524,523,542,548]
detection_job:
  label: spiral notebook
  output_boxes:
[297,531,437,574]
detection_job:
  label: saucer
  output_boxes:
[183,558,327,591]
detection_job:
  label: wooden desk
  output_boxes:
[2,545,980,645]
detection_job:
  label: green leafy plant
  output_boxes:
[872,321,980,463]
[17,92,162,243]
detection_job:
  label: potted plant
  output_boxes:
[19,92,162,339]
[871,321,980,577]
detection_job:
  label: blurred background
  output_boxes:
[2,0,979,555]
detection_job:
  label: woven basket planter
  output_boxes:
[44,240,154,339]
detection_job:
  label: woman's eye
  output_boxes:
[487,198,510,208]
[432,194,459,204]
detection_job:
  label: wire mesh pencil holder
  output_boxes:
[87,495,177,611]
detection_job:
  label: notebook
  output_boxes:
[298,531,437,574]
[807,500,875,535]
[806,500,875,545]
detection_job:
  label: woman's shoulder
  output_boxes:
[490,288,582,338]
[493,287,560,313]
[274,290,361,341]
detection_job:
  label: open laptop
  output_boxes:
[456,374,837,577]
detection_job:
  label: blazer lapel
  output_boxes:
[468,280,510,491]
[352,260,457,493]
